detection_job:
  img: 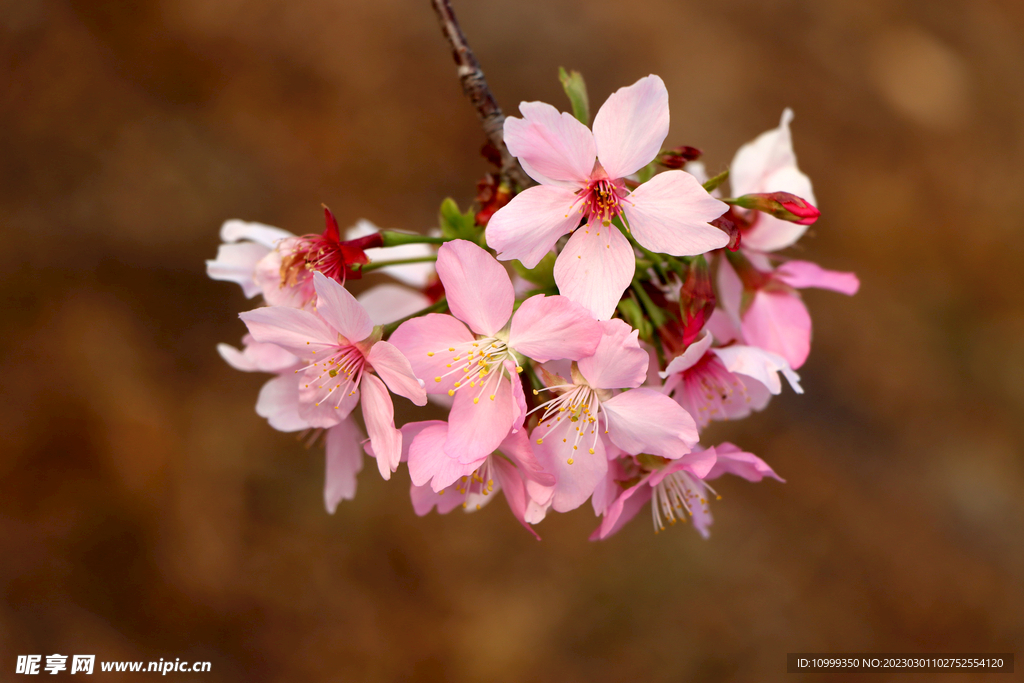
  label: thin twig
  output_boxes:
[430,0,532,190]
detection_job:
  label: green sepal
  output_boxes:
[635,161,657,184]
[558,67,590,125]
[511,251,557,289]
[439,198,480,242]
[702,168,729,193]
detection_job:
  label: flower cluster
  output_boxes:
[208,74,857,539]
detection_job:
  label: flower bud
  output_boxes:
[657,145,703,169]
[678,255,716,347]
[730,191,820,225]
[475,173,512,227]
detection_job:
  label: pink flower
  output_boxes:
[659,331,803,430]
[531,319,699,512]
[592,443,782,540]
[390,239,601,464]
[711,256,860,369]
[487,75,729,319]
[206,220,293,298]
[729,109,816,252]
[239,271,427,478]
[407,422,554,538]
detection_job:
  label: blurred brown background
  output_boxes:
[2,0,1022,680]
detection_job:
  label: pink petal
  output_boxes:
[312,272,374,343]
[490,454,541,539]
[486,184,581,269]
[436,240,514,336]
[711,344,803,395]
[715,255,744,333]
[255,374,308,432]
[239,306,335,358]
[553,223,635,320]
[396,420,446,463]
[360,373,401,480]
[206,242,272,297]
[498,428,555,487]
[650,449,718,483]
[366,341,427,406]
[706,442,784,482]
[407,423,479,491]
[775,261,860,295]
[622,171,729,256]
[358,285,432,326]
[324,419,365,513]
[508,294,601,362]
[444,377,515,464]
[220,219,294,248]
[533,419,609,513]
[510,369,528,433]
[592,75,670,179]
[660,330,714,377]
[504,101,597,185]
[388,314,475,394]
[218,337,298,373]
[592,478,653,540]
[590,466,619,517]
[578,319,649,389]
[410,483,466,516]
[602,388,698,457]
[741,290,812,369]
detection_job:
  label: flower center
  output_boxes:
[426,337,522,404]
[675,353,750,423]
[529,384,606,464]
[297,344,366,409]
[573,178,629,226]
[651,470,710,533]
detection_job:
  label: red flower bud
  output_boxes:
[475,173,513,227]
[731,192,820,225]
[657,145,703,169]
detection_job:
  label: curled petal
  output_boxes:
[553,224,635,321]
[436,240,514,336]
[206,242,272,297]
[358,285,432,326]
[486,185,581,269]
[775,261,860,295]
[490,454,541,539]
[591,478,653,541]
[505,101,597,185]
[407,423,478,491]
[622,171,729,256]
[661,330,714,378]
[592,75,670,179]
[711,344,803,395]
[706,442,785,482]
[220,219,294,248]
[218,338,298,373]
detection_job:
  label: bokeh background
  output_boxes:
[2,0,1023,680]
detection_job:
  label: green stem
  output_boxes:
[381,298,449,336]
[358,255,438,273]
[380,231,448,247]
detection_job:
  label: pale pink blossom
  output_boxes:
[592,443,782,539]
[206,220,293,297]
[530,319,699,512]
[487,75,729,319]
[407,422,554,538]
[711,256,860,369]
[240,271,427,478]
[660,331,803,429]
[390,239,601,464]
[729,109,816,252]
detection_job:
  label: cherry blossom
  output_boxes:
[487,75,729,319]
[390,239,601,464]
[240,271,427,478]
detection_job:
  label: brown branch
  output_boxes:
[430,0,533,190]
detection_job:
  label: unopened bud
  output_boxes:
[711,211,742,251]
[658,146,703,169]
[475,173,512,227]
[730,192,820,225]
[678,255,716,347]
